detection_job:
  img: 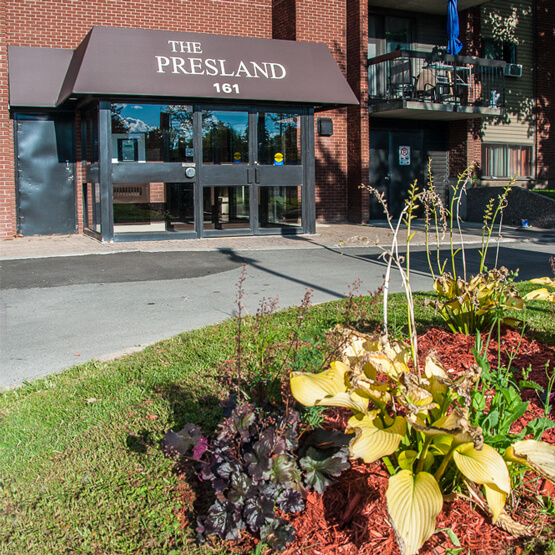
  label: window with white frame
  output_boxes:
[482,144,532,178]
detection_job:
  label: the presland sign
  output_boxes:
[50,27,358,106]
[156,39,287,96]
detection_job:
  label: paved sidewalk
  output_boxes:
[1,221,553,260]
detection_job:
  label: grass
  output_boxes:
[1,286,554,554]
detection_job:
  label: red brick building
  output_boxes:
[1,0,552,241]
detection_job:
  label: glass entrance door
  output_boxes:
[255,110,303,232]
[201,109,251,232]
[200,107,306,236]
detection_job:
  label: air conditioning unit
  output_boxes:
[504,63,522,77]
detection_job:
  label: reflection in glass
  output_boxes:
[111,104,194,163]
[259,186,302,228]
[202,111,249,165]
[113,182,194,233]
[258,113,300,166]
[203,186,250,230]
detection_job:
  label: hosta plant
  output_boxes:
[290,327,555,555]
[422,166,523,335]
[524,277,555,304]
[163,399,350,552]
[427,267,524,334]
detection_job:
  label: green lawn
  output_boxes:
[1,286,553,554]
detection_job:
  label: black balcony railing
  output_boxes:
[367,49,506,110]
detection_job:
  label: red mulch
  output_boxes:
[280,328,555,555]
[179,327,555,554]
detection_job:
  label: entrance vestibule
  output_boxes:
[82,102,313,242]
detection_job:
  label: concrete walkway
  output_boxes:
[1,221,553,260]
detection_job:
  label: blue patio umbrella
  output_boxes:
[447,0,463,55]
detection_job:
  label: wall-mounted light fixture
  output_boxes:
[317,117,333,136]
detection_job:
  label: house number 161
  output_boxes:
[213,83,240,94]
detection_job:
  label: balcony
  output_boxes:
[368,50,506,121]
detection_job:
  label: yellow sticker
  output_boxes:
[274,152,284,163]
[233,152,242,161]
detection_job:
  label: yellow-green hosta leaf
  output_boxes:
[405,383,435,408]
[529,277,555,287]
[428,379,448,408]
[501,316,522,328]
[398,450,418,472]
[398,450,435,473]
[422,452,435,472]
[429,411,480,446]
[454,443,511,495]
[483,483,507,522]
[347,413,406,464]
[314,391,369,414]
[509,296,525,310]
[424,354,449,380]
[431,435,453,455]
[290,361,350,407]
[361,361,378,381]
[384,338,411,364]
[339,328,381,361]
[353,382,392,408]
[386,470,443,555]
[507,440,555,483]
[424,354,449,406]
[524,288,555,302]
[365,352,409,381]
[413,411,465,440]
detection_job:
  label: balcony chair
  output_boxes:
[414,68,438,102]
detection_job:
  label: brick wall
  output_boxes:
[272,0,295,40]
[295,0,349,222]
[1,0,272,238]
[535,0,555,186]
[346,0,369,222]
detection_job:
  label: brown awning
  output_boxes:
[9,26,358,108]
[8,47,73,108]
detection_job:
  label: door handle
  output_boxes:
[247,168,252,184]
[254,168,260,184]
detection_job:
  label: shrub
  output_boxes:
[162,399,350,551]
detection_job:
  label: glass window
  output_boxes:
[81,108,99,164]
[83,182,101,234]
[202,110,249,165]
[385,17,412,53]
[483,144,532,178]
[482,39,517,64]
[257,112,301,166]
[203,186,250,230]
[111,104,194,163]
[113,182,194,233]
[258,186,302,229]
